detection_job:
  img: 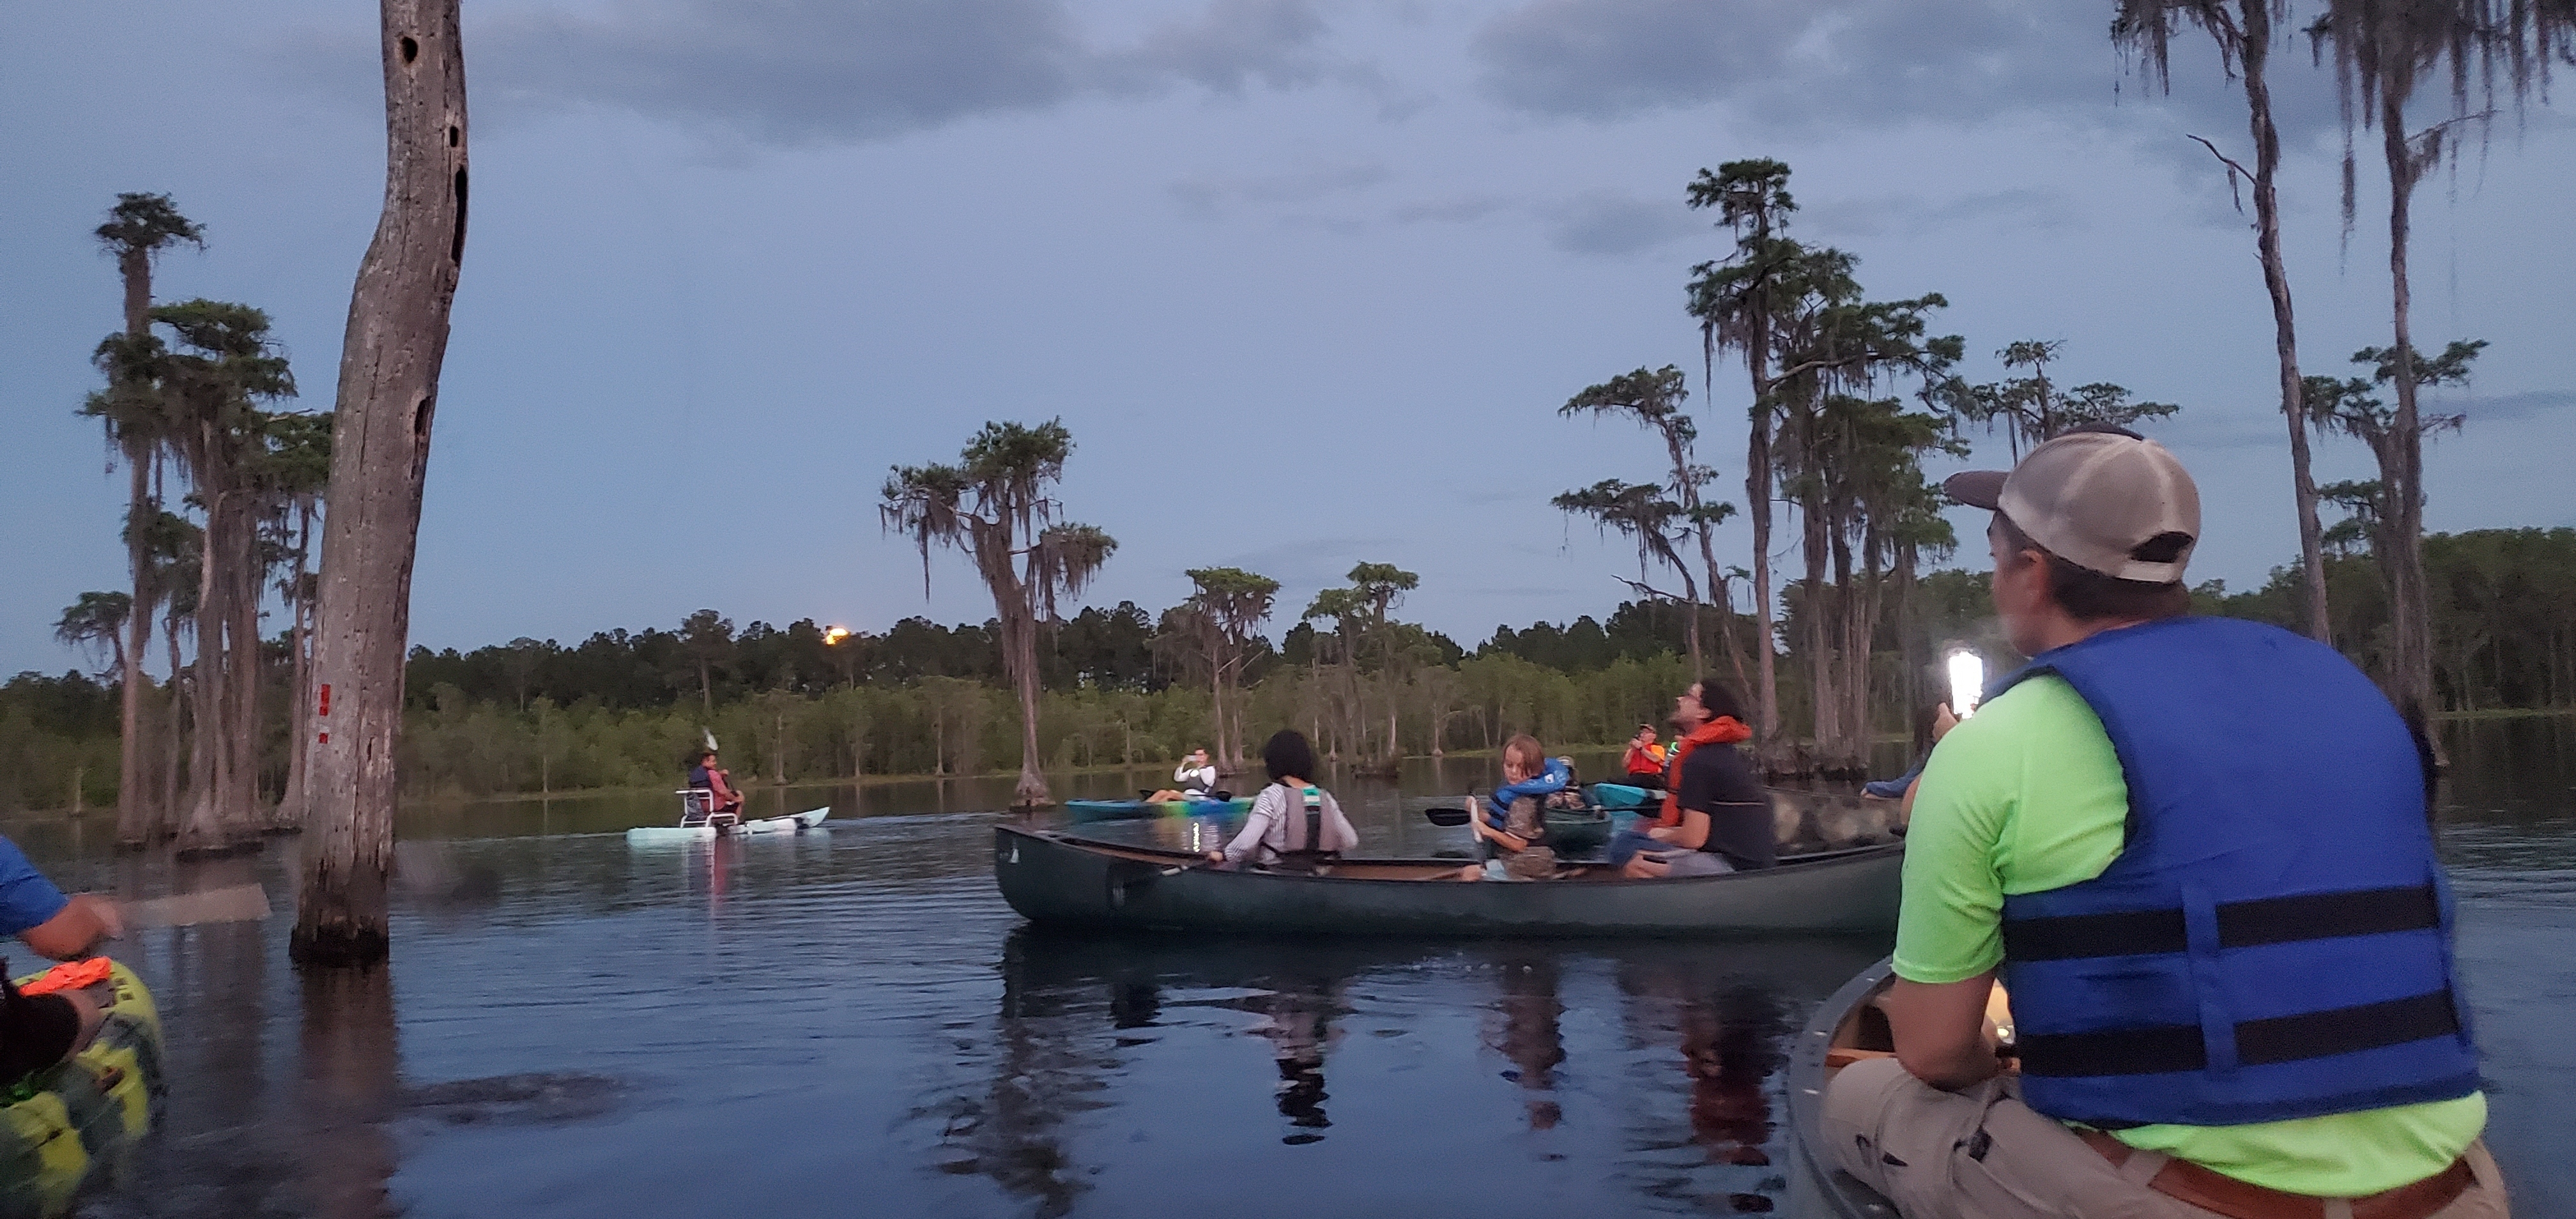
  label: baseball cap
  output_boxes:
[1942,425,2200,583]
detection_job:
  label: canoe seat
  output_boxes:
[675,788,737,830]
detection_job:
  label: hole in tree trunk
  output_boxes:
[447,125,459,147]
[413,397,435,442]
[400,36,418,63]
[451,167,468,264]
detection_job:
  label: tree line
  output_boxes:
[18,525,2575,809]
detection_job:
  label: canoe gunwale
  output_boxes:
[1786,956,1903,1218]
[1035,826,1898,882]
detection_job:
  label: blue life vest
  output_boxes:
[1485,757,1572,828]
[1992,617,2480,1130]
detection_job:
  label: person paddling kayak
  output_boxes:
[1147,748,1219,802]
[1824,427,2504,1218]
[0,834,121,1086]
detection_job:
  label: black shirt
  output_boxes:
[1674,739,1775,870]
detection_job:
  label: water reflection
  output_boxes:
[296,967,399,1219]
[979,927,1880,1212]
[0,720,2560,1218]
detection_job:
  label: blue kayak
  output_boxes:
[1064,797,1252,824]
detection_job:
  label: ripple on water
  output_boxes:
[25,732,2576,1218]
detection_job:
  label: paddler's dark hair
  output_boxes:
[1995,512,2191,622]
[1695,677,1746,723]
[1262,730,1319,786]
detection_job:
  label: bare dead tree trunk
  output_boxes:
[114,252,158,846]
[177,496,231,857]
[999,610,1050,807]
[2379,89,2435,728]
[2237,1,2332,643]
[293,0,467,968]
[116,457,154,847]
[276,502,316,831]
[1747,402,1781,764]
[162,611,187,833]
[225,518,261,828]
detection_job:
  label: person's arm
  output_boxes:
[1471,816,1529,852]
[1320,792,1360,854]
[1881,971,2002,1090]
[1666,808,1710,850]
[1210,795,1277,865]
[20,895,119,961]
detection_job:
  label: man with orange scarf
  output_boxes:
[1607,677,1772,877]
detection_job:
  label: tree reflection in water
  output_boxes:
[296,965,401,1219]
[935,931,1107,1218]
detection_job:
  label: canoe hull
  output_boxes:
[626,806,830,845]
[992,826,1901,937]
[1064,797,1250,823]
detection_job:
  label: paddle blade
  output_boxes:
[121,884,271,931]
[1421,807,1474,827]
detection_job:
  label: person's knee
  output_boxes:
[1821,1057,1919,1181]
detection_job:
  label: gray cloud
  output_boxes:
[1473,0,1802,121]
[2452,394,2576,427]
[471,0,1366,146]
[1470,0,2345,150]
[1542,190,1703,256]
[1099,0,1375,95]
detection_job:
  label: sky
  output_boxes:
[6,0,2573,676]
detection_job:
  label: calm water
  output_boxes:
[4,723,2570,1218]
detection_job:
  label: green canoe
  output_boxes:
[992,825,1902,937]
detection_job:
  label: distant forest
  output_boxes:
[6,526,2572,810]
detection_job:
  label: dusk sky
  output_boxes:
[6,0,2572,677]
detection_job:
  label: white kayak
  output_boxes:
[625,806,831,845]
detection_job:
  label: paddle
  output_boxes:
[116,884,272,932]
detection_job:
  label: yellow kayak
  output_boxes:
[0,959,160,1219]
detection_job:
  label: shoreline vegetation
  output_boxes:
[3,705,2572,821]
[13,521,2576,816]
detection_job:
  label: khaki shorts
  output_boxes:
[1821,1057,2509,1219]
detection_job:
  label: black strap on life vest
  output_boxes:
[2016,988,2464,1078]
[2000,883,2442,963]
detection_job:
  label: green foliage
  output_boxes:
[53,593,132,676]
[1951,339,2179,458]
[0,673,121,812]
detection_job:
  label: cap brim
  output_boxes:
[1943,470,2008,510]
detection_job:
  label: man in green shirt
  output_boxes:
[1823,427,2505,1218]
